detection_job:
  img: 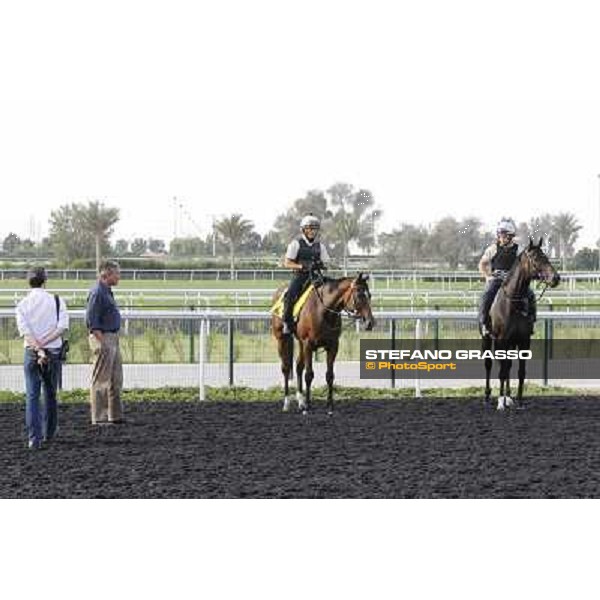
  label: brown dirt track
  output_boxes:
[2,397,600,498]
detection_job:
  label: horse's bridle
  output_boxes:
[519,249,553,301]
[309,268,368,320]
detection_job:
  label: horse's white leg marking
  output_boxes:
[297,392,307,410]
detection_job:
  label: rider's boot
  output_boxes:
[480,318,491,337]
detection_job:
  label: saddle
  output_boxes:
[271,284,314,319]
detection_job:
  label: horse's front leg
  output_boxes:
[516,339,530,408]
[483,335,493,404]
[325,342,338,416]
[303,343,315,415]
[497,358,513,410]
[279,336,293,412]
[296,340,306,410]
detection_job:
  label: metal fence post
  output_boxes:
[415,318,422,398]
[189,306,195,363]
[228,318,234,386]
[199,318,207,401]
[543,318,550,386]
[390,319,396,389]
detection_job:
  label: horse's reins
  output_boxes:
[501,251,552,302]
[310,269,364,320]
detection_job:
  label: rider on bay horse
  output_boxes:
[281,214,331,335]
[478,217,537,337]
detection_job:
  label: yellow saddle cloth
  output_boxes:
[271,285,314,319]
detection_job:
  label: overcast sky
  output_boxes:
[1,0,600,248]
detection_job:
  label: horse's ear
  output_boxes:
[528,237,534,249]
[357,272,369,282]
[538,237,543,248]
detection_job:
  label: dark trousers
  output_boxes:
[283,272,310,324]
[24,349,60,445]
[478,279,537,326]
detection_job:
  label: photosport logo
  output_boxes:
[360,339,600,380]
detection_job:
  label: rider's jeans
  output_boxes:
[24,348,60,445]
[478,278,502,326]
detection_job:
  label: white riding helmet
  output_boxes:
[496,217,516,236]
[300,214,321,230]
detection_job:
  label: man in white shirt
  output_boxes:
[15,267,69,450]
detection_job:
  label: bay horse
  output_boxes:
[483,238,560,410]
[272,270,375,415]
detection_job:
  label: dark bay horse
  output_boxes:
[483,238,560,410]
[272,271,375,415]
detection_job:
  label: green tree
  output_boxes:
[130,238,148,256]
[327,183,380,272]
[49,204,96,265]
[2,233,21,255]
[148,239,166,254]
[114,239,129,255]
[527,214,555,253]
[273,189,332,242]
[551,212,582,270]
[430,217,463,268]
[169,237,209,257]
[377,224,430,268]
[573,247,598,270]
[214,214,255,276]
[78,201,120,272]
[261,230,286,256]
[457,217,485,268]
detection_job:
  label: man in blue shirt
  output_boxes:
[86,260,124,425]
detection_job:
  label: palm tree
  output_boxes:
[214,214,255,277]
[551,212,582,270]
[327,183,379,273]
[78,201,120,272]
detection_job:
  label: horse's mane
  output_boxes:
[501,247,533,293]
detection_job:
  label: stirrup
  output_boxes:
[282,322,293,335]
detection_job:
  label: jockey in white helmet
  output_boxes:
[478,217,536,336]
[281,214,330,335]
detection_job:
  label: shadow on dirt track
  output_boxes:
[1,397,600,498]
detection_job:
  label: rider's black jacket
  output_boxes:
[295,238,322,269]
[491,243,518,272]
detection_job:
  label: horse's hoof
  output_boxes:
[505,396,514,408]
[302,409,309,417]
[282,397,291,412]
[327,410,333,417]
[497,397,506,411]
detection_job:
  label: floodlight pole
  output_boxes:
[597,175,600,271]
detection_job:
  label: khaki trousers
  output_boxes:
[88,332,123,424]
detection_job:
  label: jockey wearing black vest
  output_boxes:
[478,217,537,336]
[281,214,330,335]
